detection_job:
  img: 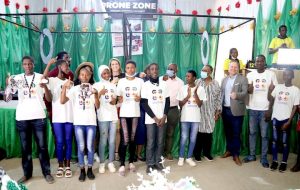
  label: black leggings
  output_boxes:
[119,117,138,166]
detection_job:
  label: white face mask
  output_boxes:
[200,71,208,79]
[125,73,136,78]
[166,69,175,77]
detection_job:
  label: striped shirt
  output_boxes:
[198,79,222,133]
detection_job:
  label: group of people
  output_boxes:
[4,32,300,184]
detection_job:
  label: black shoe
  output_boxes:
[204,155,214,161]
[17,176,31,184]
[279,163,287,172]
[270,161,278,171]
[79,168,86,182]
[290,163,300,172]
[155,163,164,171]
[195,157,202,163]
[146,165,154,174]
[87,167,95,180]
[45,174,55,184]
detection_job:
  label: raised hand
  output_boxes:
[99,86,107,96]
[63,76,73,89]
[187,87,192,99]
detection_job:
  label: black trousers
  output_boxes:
[16,119,51,178]
[194,132,213,160]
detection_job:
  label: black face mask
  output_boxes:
[149,76,159,85]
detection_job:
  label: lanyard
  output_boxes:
[24,73,35,98]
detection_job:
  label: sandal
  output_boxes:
[65,167,72,178]
[56,167,64,178]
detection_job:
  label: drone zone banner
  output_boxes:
[102,0,158,18]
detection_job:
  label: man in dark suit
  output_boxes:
[221,60,248,166]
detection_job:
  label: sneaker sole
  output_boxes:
[204,157,214,162]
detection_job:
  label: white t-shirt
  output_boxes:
[247,70,278,110]
[116,77,144,117]
[48,77,73,123]
[93,81,118,121]
[66,84,97,126]
[141,80,169,124]
[159,76,184,107]
[15,73,46,121]
[271,84,300,120]
[177,85,207,122]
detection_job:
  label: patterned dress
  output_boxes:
[198,79,221,133]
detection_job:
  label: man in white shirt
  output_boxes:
[160,63,184,160]
[269,69,299,172]
[141,63,170,174]
[243,55,278,168]
[5,56,54,184]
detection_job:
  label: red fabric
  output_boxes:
[175,9,181,15]
[235,1,241,8]
[217,6,222,12]
[206,9,212,15]
[297,120,300,132]
[57,7,62,13]
[192,10,198,15]
[48,67,74,81]
[16,3,20,9]
[42,7,48,12]
[25,5,30,10]
[4,0,10,6]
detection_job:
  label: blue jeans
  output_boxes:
[179,122,199,158]
[52,122,74,162]
[146,123,166,166]
[272,119,290,162]
[248,110,269,161]
[222,107,244,156]
[16,119,51,178]
[74,125,96,167]
[98,121,117,163]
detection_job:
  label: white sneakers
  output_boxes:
[108,162,116,173]
[178,157,196,167]
[129,163,136,172]
[99,162,116,174]
[99,163,105,174]
[118,166,125,177]
[178,157,184,166]
[186,158,196,166]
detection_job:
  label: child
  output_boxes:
[177,70,206,166]
[223,48,245,76]
[269,69,299,172]
[44,59,74,178]
[61,62,100,181]
[93,65,118,173]
[116,60,144,176]
[141,63,170,174]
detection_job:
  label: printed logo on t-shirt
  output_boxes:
[254,78,267,92]
[78,84,93,110]
[23,87,37,99]
[277,91,289,104]
[124,86,138,101]
[187,93,197,107]
[151,88,164,104]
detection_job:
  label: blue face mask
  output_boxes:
[200,71,208,79]
[166,69,175,77]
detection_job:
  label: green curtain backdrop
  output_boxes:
[1,4,300,159]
